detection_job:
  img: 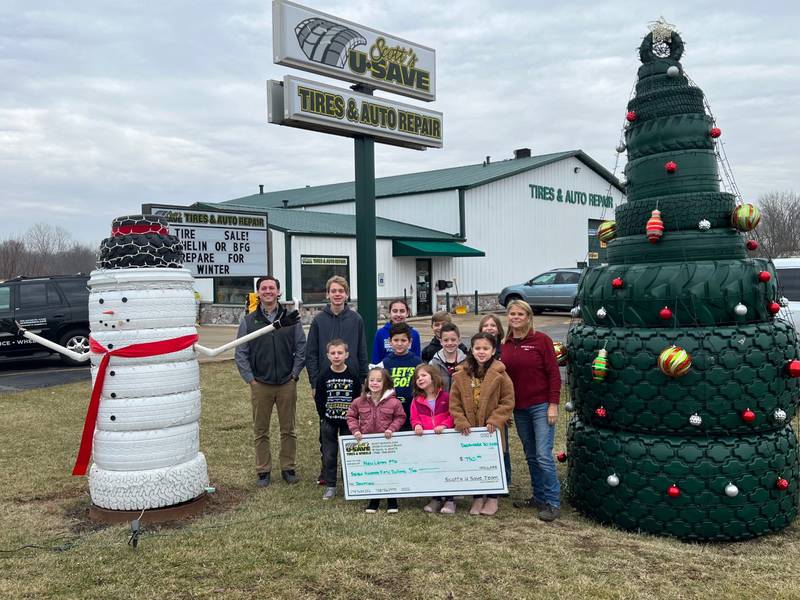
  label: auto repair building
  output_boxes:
[194,148,624,321]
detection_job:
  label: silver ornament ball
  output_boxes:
[734,303,748,316]
[724,483,739,498]
[689,413,702,426]
[565,401,575,413]
[616,143,626,153]
[607,474,620,487]
[570,305,581,318]
[780,296,790,307]
[698,219,711,231]
[774,408,787,423]
[667,65,681,78]
[596,307,608,319]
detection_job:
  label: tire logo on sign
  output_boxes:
[294,18,366,69]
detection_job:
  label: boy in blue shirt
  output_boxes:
[377,322,421,431]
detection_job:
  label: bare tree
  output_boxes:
[756,191,800,258]
[0,224,97,280]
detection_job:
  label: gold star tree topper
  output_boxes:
[648,17,677,43]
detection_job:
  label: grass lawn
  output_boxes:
[2,361,800,599]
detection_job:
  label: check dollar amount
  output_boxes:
[339,428,508,499]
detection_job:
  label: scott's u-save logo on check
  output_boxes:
[294,19,431,95]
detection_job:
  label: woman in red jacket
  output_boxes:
[500,299,562,522]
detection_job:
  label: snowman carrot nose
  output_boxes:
[102,310,115,314]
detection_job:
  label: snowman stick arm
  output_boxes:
[16,324,91,363]
[193,322,278,357]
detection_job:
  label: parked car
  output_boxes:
[0,274,90,365]
[498,268,583,314]
[773,258,800,329]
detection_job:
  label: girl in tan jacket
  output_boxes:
[449,332,515,516]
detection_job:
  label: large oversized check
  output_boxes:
[339,428,508,499]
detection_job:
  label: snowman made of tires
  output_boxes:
[2,215,298,513]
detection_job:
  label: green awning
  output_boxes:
[392,240,485,257]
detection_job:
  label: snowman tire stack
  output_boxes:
[86,215,209,511]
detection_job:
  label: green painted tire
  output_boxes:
[575,259,778,327]
[625,113,714,161]
[606,229,747,265]
[634,72,688,96]
[625,149,719,201]
[566,419,799,541]
[566,321,799,435]
[639,31,685,63]
[615,192,736,237]
[637,58,681,79]
[627,87,704,124]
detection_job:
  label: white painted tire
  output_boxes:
[89,288,196,330]
[90,327,197,366]
[92,360,199,399]
[93,422,200,470]
[96,390,201,432]
[89,453,209,511]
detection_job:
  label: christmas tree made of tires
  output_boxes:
[566,21,800,541]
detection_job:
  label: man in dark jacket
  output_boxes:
[235,276,304,488]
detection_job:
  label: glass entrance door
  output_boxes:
[415,258,432,316]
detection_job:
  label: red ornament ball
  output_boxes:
[768,301,781,315]
[746,240,758,251]
[556,451,567,463]
[758,271,772,283]
[659,307,673,320]
[595,406,607,418]
[626,111,637,122]
[776,478,790,491]
[710,127,722,138]
[787,360,800,378]
[665,161,678,174]
[741,408,756,423]
[611,277,624,289]
[667,484,681,498]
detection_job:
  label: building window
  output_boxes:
[301,256,350,303]
[214,277,254,305]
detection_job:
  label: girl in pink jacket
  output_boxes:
[411,364,456,514]
[347,367,406,513]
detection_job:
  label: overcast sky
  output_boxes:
[2,1,798,246]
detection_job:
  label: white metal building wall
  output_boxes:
[450,155,623,296]
[291,236,416,304]
[271,229,285,288]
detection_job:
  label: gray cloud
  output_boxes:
[1,0,797,246]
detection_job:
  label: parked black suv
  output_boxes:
[0,274,90,366]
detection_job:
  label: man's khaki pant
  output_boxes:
[250,380,297,474]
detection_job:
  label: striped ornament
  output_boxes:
[597,220,617,243]
[592,349,609,381]
[731,204,761,231]
[553,342,568,366]
[658,346,692,377]
[646,209,664,243]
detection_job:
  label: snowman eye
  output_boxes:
[122,297,128,303]
[110,415,116,421]
[99,298,104,304]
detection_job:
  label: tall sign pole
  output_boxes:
[354,133,377,339]
[270,0,441,339]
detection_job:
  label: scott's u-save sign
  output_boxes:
[272,0,436,102]
[268,76,443,150]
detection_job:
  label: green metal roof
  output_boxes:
[193,204,460,240]
[216,149,622,210]
[392,240,485,257]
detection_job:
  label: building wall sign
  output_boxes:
[269,75,443,149]
[529,184,614,208]
[143,205,268,277]
[272,0,436,102]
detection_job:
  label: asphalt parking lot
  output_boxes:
[0,312,574,392]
